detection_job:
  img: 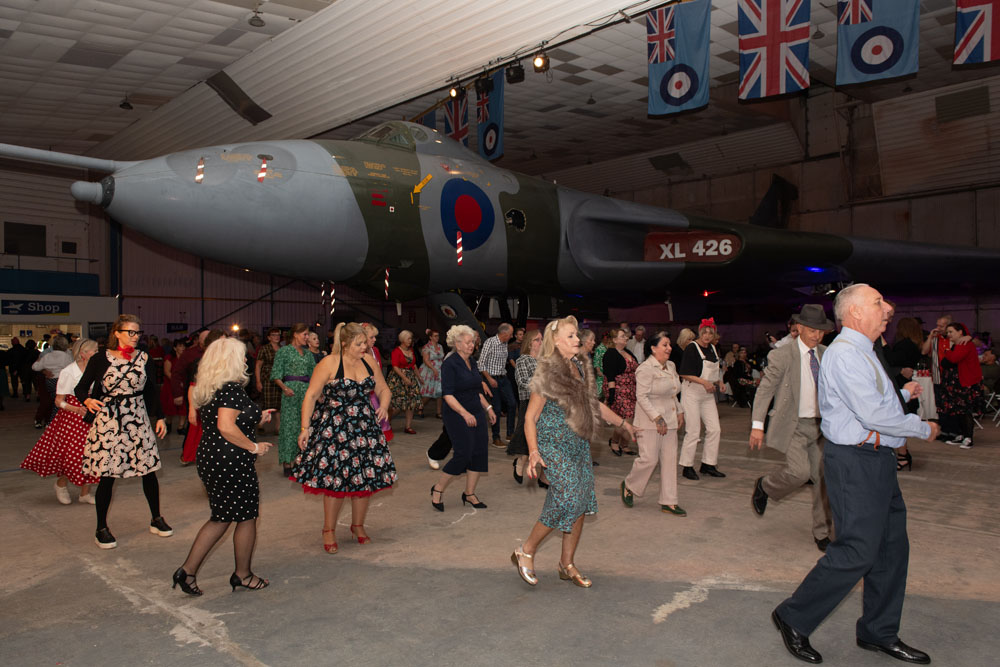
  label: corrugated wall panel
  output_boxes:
[92,0,651,159]
[548,123,803,195]
[873,75,1000,195]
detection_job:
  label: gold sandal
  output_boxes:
[511,547,538,586]
[558,562,592,588]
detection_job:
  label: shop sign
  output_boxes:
[2,299,70,315]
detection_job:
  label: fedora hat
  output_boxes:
[792,304,835,331]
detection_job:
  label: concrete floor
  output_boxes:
[2,396,998,666]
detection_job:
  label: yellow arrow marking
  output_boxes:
[413,173,433,194]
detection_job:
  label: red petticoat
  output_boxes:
[180,418,203,463]
[295,482,393,499]
[20,396,99,486]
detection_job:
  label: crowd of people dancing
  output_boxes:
[8,293,995,660]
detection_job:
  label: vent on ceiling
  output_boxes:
[935,86,989,123]
[648,153,690,173]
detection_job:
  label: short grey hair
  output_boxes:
[833,283,869,322]
[497,323,513,335]
[446,324,476,348]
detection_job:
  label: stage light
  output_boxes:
[532,53,549,73]
[248,7,265,27]
[506,62,525,84]
[231,324,240,332]
[475,76,494,96]
[805,267,823,273]
[449,85,466,99]
[119,96,133,110]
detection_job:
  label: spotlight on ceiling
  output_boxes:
[119,96,133,110]
[248,8,265,28]
[475,76,494,96]
[812,27,824,40]
[586,94,596,105]
[506,62,525,84]
[532,52,549,73]
[449,84,466,99]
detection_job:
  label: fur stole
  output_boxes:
[530,354,601,441]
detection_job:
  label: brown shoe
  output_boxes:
[492,437,506,448]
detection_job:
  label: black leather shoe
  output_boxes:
[772,610,823,664]
[856,639,929,664]
[815,537,831,552]
[699,463,726,478]
[682,466,699,480]
[752,476,768,515]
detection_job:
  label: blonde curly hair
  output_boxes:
[446,324,476,348]
[192,337,249,409]
[540,316,579,359]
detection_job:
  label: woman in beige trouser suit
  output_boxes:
[621,332,686,516]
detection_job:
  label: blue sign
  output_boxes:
[2,299,70,316]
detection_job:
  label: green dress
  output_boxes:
[592,343,608,400]
[270,345,316,464]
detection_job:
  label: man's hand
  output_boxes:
[749,428,765,450]
[902,381,922,398]
[173,396,183,406]
[926,421,940,442]
[486,376,498,389]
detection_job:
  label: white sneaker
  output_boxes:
[54,482,72,505]
[427,453,440,470]
[944,436,966,445]
[79,492,96,504]
[959,438,973,449]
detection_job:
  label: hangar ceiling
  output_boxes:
[0,0,997,178]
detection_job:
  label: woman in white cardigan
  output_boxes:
[621,331,686,516]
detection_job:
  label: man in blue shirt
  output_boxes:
[771,284,939,665]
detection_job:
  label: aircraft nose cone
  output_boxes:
[70,179,110,205]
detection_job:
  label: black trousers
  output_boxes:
[427,427,452,462]
[776,442,908,644]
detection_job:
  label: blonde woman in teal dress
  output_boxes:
[271,323,315,476]
[510,316,635,588]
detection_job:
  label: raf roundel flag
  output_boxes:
[837,0,919,85]
[648,0,711,115]
[477,70,504,161]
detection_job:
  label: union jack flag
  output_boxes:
[954,0,1000,64]
[647,7,676,64]
[444,96,468,146]
[838,0,873,25]
[738,0,811,100]
[476,91,489,124]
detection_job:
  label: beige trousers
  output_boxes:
[625,428,679,505]
[761,417,833,541]
[678,383,721,467]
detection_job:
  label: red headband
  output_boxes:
[699,317,716,330]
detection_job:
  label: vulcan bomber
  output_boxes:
[2,120,997,320]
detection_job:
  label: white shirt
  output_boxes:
[797,337,820,419]
[32,349,73,375]
[773,333,796,349]
[55,361,84,396]
[626,337,646,364]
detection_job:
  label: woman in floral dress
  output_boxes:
[271,323,315,476]
[418,330,444,418]
[603,327,639,455]
[510,316,634,588]
[292,322,396,553]
[76,315,170,550]
[386,330,422,434]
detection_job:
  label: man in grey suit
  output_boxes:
[749,304,835,551]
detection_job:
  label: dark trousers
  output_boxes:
[427,427,452,462]
[776,442,908,644]
[489,375,516,439]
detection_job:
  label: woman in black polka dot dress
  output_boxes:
[172,337,275,595]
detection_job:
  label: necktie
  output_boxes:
[808,348,819,386]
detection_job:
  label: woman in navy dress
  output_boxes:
[430,325,496,512]
[172,337,274,595]
[292,322,396,553]
[510,316,634,588]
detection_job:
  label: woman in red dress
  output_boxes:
[160,338,188,435]
[21,339,101,504]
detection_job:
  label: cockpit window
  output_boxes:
[354,122,415,151]
[353,120,490,164]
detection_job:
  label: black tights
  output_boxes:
[181,519,258,579]
[95,473,161,530]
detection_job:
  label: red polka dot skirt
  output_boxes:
[21,395,100,486]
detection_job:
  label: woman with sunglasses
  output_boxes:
[76,314,169,550]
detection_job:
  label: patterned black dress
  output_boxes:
[291,359,397,497]
[197,382,261,522]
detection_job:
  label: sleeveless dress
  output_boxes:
[387,347,422,411]
[536,397,598,533]
[197,382,262,522]
[82,351,160,479]
[609,351,639,420]
[418,343,444,398]
[290,359,397,497]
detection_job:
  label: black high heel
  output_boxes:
[608,439,623,457]
[537,478,549,490]
[230,572,269,591]
[172,567,202,596]
[896,450,913,471]
[462,492,487,508]
[430,485,444,512]
[512,459,523,485]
